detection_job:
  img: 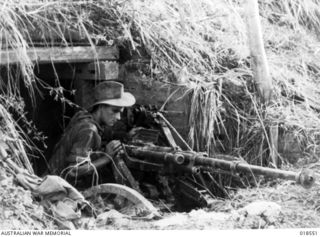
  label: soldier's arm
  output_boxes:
[65,128,110,176]
[65,128,123,177]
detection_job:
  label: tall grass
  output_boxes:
[261,0,320,36]
[0,102,33,173]
[0,0,320,171]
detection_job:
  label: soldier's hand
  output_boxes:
[105,140,123,157]
[128,127,144,139]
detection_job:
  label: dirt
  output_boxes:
[82,162,320,230]
[0,167,57,230]
[87,182,320,230]
[1,163,320,230]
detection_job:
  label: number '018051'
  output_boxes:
[300,231,317,236]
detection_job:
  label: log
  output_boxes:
[75,61,119,80]
[0,46,118,65]
[244,0,273,103]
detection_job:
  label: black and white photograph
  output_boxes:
[0,0,319,233]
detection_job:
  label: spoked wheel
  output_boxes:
[82,183,161,219]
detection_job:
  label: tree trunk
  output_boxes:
[244,0,273,103]
[244,0,278,166]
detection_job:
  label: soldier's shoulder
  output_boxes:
[76,118,98,131]
[70,111,99,132]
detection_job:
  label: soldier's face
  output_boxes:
[100,105,123,127]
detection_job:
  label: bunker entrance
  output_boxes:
[30,63,77,175]
[17,58,230,213]
[27,60,119,175]
[9,47,235,212]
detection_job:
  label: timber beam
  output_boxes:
[0,46,118,65]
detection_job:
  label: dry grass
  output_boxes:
[0,103,34,173]
[0,2,320,229]
[0,0,320,170]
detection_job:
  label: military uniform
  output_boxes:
[49,110,103,177]
[48,81,135,188]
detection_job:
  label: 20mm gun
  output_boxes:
[123,144,315,189]
[94,105,316,210]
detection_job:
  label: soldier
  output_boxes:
[48,81,135,188]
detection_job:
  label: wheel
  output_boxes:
[82,183,161,219]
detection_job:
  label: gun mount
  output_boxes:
[99,105,316,209]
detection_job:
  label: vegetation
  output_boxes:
[0,0,320,229]
[1,0,320,168]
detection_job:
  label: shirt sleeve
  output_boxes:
[66,126,101,166]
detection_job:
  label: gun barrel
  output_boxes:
[184,153,315,188]
[124,145,315,188]
[195,155,297,179]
